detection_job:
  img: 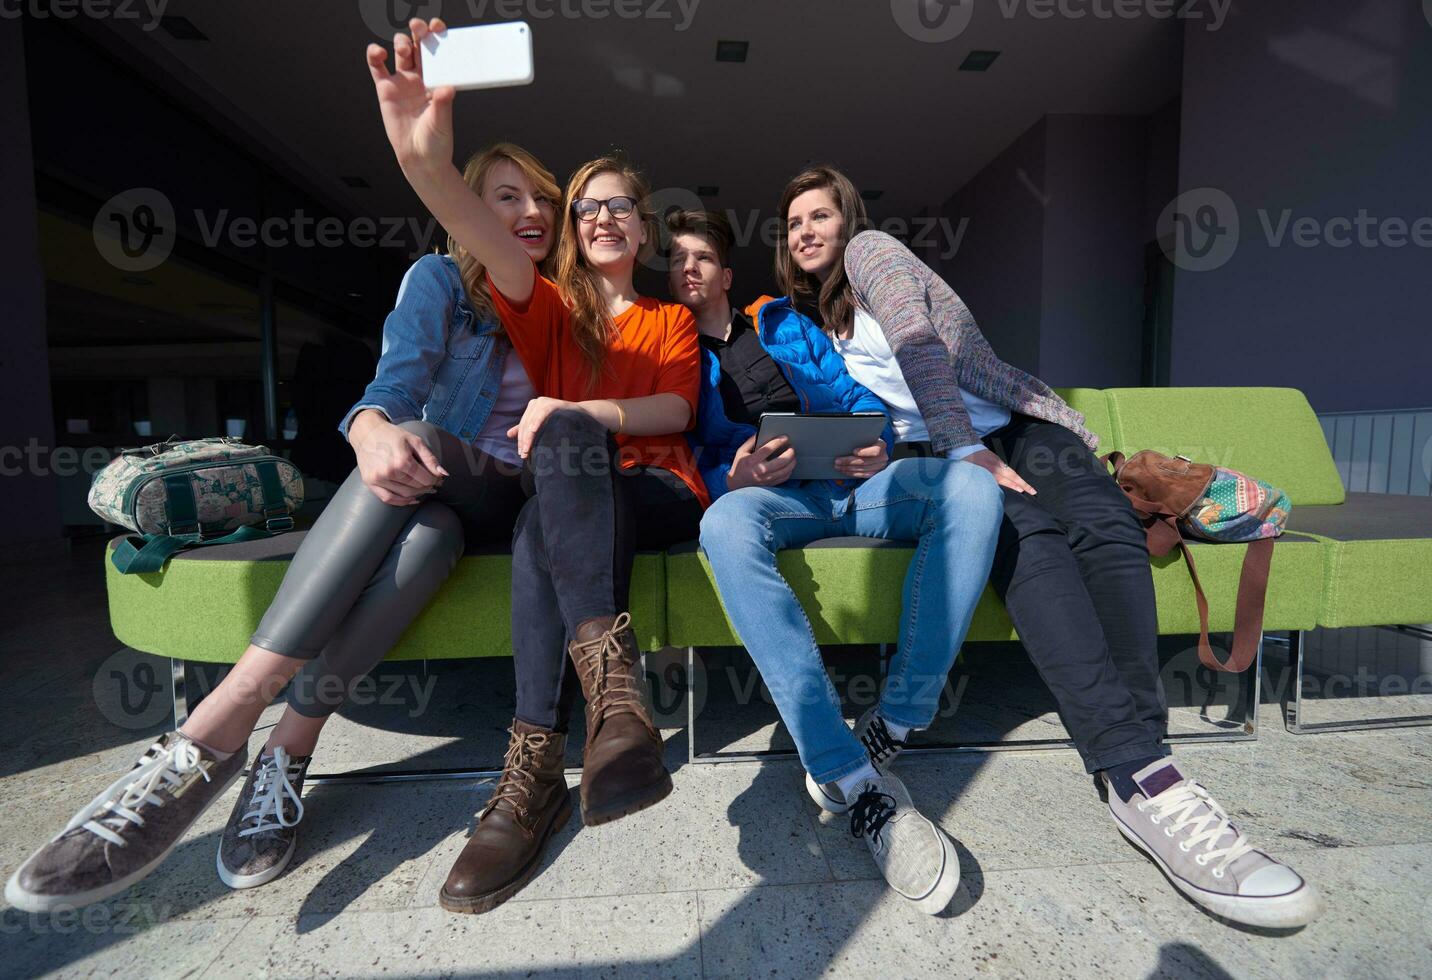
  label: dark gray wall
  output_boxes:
[935,113,1160,387]
[1038,115,1149,389]
[1,21,62,550]
[1170,0,1432,411]
[934,118,1049,374]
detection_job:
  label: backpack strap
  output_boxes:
[110,524,274,574]
[256,459,295,532]
[111,462,295,574]
[1178,536,1273,674]
[1103,450,1270,674]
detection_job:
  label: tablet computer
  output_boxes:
[754,412,888,481]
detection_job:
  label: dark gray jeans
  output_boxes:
[983,414,1169,773]
[249,420,527,717]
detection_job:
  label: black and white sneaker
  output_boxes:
[849,771,960,915]
[806,708,907,814]
[5,733,246,912]
[216,747,310,889]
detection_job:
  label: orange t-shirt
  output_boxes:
[488,269,710,509]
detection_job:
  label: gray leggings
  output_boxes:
[249,420,527,717]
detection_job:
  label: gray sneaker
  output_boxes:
[1106,759,1323,928]
[4,733,246,913]
[217,747,311,889]
[806,708,907,814]
[848,771,960,915]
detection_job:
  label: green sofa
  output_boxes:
[105,387,1432,745]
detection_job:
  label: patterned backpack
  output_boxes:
[1102,450,1290,673]
[89,437,304,574]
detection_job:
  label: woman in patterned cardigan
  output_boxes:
[772,165,1320,930]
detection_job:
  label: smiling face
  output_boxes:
[574,171,647,274]
[786,187,846,283]
[668,231,732,313]
[479,158,556,264]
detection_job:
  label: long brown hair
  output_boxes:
[552,155,658,390]
[775,165,870,335]
[447,142,561,326]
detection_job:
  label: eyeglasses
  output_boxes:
[572,196,637,222]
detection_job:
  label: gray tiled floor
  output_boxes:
[3,539,1431,978]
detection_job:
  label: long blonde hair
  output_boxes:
[775,165,871,335]
[446,142,561,326]
[552,155,658,391]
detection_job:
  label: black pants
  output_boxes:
[511,409,703,732]
[983,415,1168,773]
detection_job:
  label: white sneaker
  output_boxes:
[1106,759,1323,929]
[806,708,907,814]
[848,771,960,915]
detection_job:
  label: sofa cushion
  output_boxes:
[1288,493,1432,628]
[105,533,669,663]
[1104,387,1346,505]
[663,532,1325,648]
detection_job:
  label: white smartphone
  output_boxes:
[421,22,534,91]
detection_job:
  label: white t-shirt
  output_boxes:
[471,348,536,466]
[832,309,1010,458]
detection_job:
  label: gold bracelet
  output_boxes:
[613,400,626,433]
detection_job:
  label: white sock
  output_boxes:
[881,718,913,742]
[834,762,881,800]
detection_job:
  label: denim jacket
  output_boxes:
[690,295,896,500]
[339,254,510,442]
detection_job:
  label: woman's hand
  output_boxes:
[834,441,889,480]
[349,410,448,506]
[961,448,1037,494]
[507,397,579,459]
[366,17,454,177]
[727,435,797,491]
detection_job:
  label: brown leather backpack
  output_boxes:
[1101,450,1280,674]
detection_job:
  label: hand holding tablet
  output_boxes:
[746,412,889,483]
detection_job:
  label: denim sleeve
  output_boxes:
[338,255,455,440]
[804,317,898,453]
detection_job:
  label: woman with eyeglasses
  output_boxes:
[368,18,706,914]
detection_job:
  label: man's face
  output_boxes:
[668,231,733,312]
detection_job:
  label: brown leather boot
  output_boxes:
[568,612,672,825]
[439,720,570,914]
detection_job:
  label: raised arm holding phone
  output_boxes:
[370,17,710,916]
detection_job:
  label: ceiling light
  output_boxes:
[959,50,1000,71]
[715,41,748,63]
[160,16,208,41]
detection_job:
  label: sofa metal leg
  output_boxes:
[686,638,1260,766]
[1283,625,1432,734]
[170,658,189,731]
[687,645,697,767]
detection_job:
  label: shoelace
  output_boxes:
[860,716,904,767]
[69,737,211,847]
[1137,780,1255,878]
[238,747,305,838]
[481,728,559,835]
[848,789,899,853]
[570,612,646,721]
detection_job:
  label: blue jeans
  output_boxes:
[698,458,1004,784]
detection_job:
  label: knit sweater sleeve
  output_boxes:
[843,230,978,456]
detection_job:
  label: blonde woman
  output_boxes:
[7,143,560,911]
